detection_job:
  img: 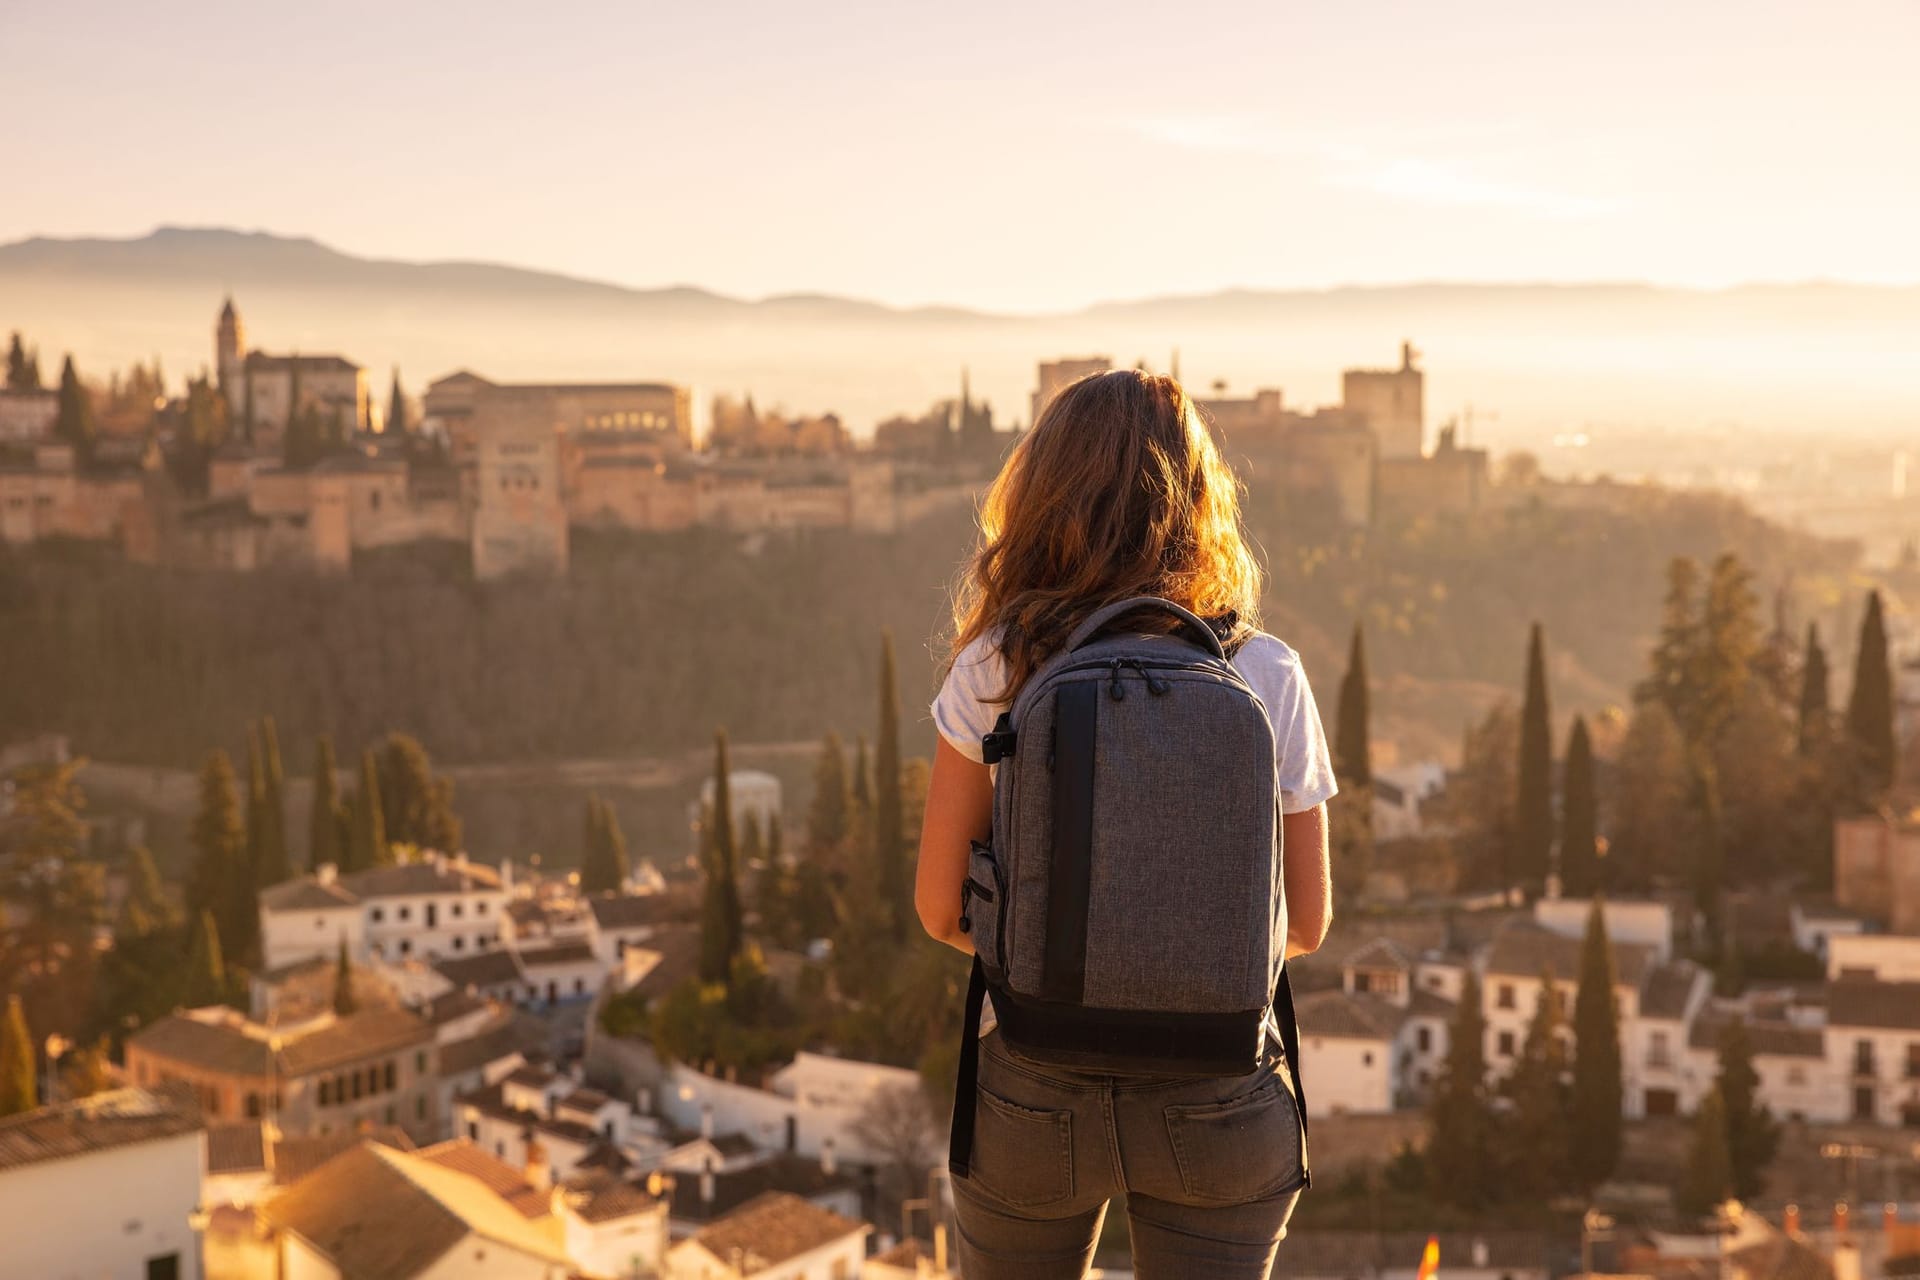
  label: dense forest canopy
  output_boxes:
[0,485,1855,777]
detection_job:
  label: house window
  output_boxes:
[477,901,489,914]
[398,906,411,921]
[314,917,325,930]
[370,907,384,923]
[1906,1043,1920,1080]
[452,936,465,951]
[399,939,412,955]
[1416,1027,1432,1053]
[1496,984,1516,1010]
[416,1096,427,1121]
[452,903,463,918]
[1856,1039,1877,1077]
[1362,1051,1374,1067]
[468,1121,479,1141]
[1649,1031,1672,1069]
[417,1051,428,1073]
[319,1080,332,1106]
[1497,1031,1516,1057]
[145,1253,181,1280]
[385,1062,397,1091]
[574,978,586,995]
[245,1093,261,1118]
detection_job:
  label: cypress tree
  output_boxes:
[188,749,252,965]
[0,995,35,1117]
[54,355,95,462]
[1716,1020,1780,1201]
[244,725,270,883]
[1560,716,1600,896]
[700,730,744,983]
[1643,556,1703,728]
[1516,623,1554,899]
[601,799,629,889]
[348,748,389,870]
[741,810,766,870]
[181,909,229,1008]
[332,935,357,1016]
[851,734,873,816]
[1571,898,1624,1190]
[1846,590,1895,801]
[1505,965,1574,1194]
[386,368,409,438]
[5,332,31,391]
[1676,1087,1734,1219]
[1797,623,1830,757]
[1335,622,1372,786]
[1427,971,1496,1209]
[806,732,850,857]
[1699,554,1760,744]
[580,794,610,891]
[256,717,292,885]
[874,630,907,940]
[309,736,344,871]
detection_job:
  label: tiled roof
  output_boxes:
[686,1191,867,1272]
[1296,990,1403,1041]
[262,1143,570,1278]
[1345,938,1411,972]
[1483,920,1653,988]
[1641,962,1705,1021]
[668,1152,858,1224]
[260,878,359,912]
[272,1127,415,1185]
[276,1008,433,1076]
[517,941,596,968]
[422,989,486,1026]
[587,892,678,930]
[435,950,524,989]
[1826,979,1920,1032]
[340,860,503,899]
[1407,988,1457,1019]
[130,1013,273,1077]
[206,1121,268,1175]
[561,1168,661,1224]
[416,1140,550,1219]
[870,1237,937,1270]
[438,1020,528,1078]
[1686,1010,1825,1059]
[457,1083,607,1148]
[244,352,361,374]
[0,1085,203,1174]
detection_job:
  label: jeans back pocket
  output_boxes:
[968,1085,1074,1209]
[1163,1076,1305,1206]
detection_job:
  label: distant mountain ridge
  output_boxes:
[3,226,1916,438]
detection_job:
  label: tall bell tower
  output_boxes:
[215,296,245,397]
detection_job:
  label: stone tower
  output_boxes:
[215,296,245,397]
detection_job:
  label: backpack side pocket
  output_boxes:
[964,840,1007,979]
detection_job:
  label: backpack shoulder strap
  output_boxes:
[1064,596,1225,658]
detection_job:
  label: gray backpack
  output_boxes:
[948,595,1309,1180]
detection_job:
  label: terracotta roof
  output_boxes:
[668,1152,858,1224]
[685,1191,867,1272]
[435,950,524,989]
[422,989,486,1026]
[244,352,361,374]
[272,1127,415,1184]
[870,1237,938,1270]
[558,1086,613,1114]
[1826,979,1920,1032]
[416,1140,550,1219]
[205,1121,268,1175]
[1642,962,1705,1021]
[1483,920,1654,987]
[0,1085,203,1174]
[457,1083,607,1148]
[277,1008,433,1076]
[517,941,596,968]
[1296,990,1403,1041]
[438,1020,528,1078]
[1345,938,1411,972]
[561,1168,661,1224]
[263,1143,570,1278]
[130,1013,273,1077]
[1687,1010,1825,1059]
[340,860,503,900]
[260,877,359,912]
[587,892,678,930]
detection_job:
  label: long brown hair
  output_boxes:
[949,368,1262,701]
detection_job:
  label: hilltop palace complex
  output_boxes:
[0,300,1490,578]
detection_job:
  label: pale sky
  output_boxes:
[4,0,1918,311]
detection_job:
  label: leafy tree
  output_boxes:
[332,935,357,1016]
[1675,1087,1734,1218]
[1516,623,1554,899]
[1503,966,1574,1194]
[1433,701,1518,890]
[699,730,744,984]
[377,733,461,852]
[121,846,172,927]
[806,732,851,859]
[1609,702,1690,894]
[875,631,908,939]
[58,1039,114,1100]
[309,736,344,871]
[1559,716,1599,896]
[345,748,389,871]
[53,355,95,462]
[1797,622,1830,757]
[1642,556,1703,731]
[1698,553,1761,745]
[1426,971,1497,1209]
[181,909,230,1008]
[0,995,35,1117]
[1571,899,1623,1190]
[1716,1020,1780,1202]
[1846,589,1895,803]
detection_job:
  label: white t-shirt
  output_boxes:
[930,630,1339,815]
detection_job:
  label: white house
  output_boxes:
[556,1169,672,1279]
[260,854,510,971]
[0,1085,207,1280]
[665,1191,869,1280]
[1827,932,1920,982]
[1824,978,1920,1126]
[1295,989,1399,1115]
[693,770,784,851]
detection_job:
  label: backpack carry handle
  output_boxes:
[1063,595,1227,659]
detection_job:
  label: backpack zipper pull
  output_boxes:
[1108,659,1126,701]
[1132,659,1171,695]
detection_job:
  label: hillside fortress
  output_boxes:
[0,299,1488,577]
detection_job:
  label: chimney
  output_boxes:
[820,1137,837,1177]
[1833,1240,1862,1280]
[700,1157,716,1206]
[1785,1205,1802,1237]
[700,1104,714,1140]
[1886,1204,1901,1236]
[524,1136,551,1193]
[1471,1238,1489,1268]
[317,863,337,886]
[1836,1203,1851,1238]
[934,1224,949,1274]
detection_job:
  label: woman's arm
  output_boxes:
[915,736,993,953]
[1282,804,1332,959]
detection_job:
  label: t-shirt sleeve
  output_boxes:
[1241,635,1340,814]
[930,637,1008,764]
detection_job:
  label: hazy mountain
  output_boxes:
[4,227,1916,442]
